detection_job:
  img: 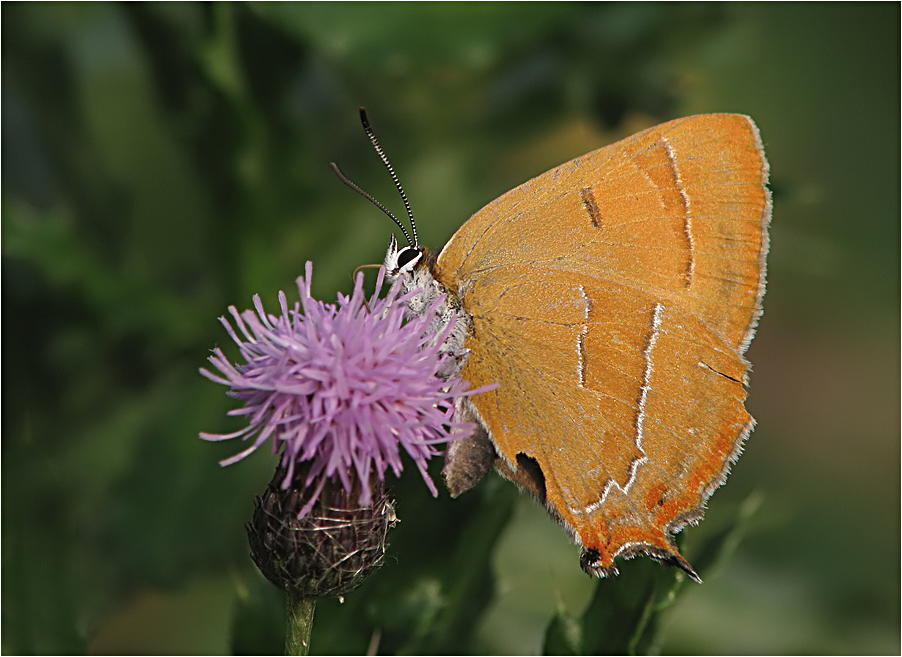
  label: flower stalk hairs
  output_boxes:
[200,262,481,654]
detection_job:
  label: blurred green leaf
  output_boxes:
[231,570,286,656]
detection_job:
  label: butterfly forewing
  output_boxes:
[434,114,770,574]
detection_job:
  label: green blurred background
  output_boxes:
[3,2,899,654]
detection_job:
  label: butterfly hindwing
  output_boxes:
[434,114,769,576]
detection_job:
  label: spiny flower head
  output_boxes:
[201,262,476,516]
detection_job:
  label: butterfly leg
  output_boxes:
[436,345,469,381]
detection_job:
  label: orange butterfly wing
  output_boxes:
[433,114,770,577]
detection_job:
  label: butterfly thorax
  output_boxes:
[383,235,471,381]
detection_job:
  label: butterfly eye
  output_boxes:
[396,247,421,270]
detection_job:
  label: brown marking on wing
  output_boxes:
[579,187,602,228]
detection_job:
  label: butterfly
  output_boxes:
[333,108,770,582]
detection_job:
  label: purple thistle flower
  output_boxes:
[201,262,480,517]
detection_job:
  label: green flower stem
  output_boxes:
[285,592,316,656]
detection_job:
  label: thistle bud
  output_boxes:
[248,464,397,599]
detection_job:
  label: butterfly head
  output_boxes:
[383,234,440,321]
[384,233,426,280]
